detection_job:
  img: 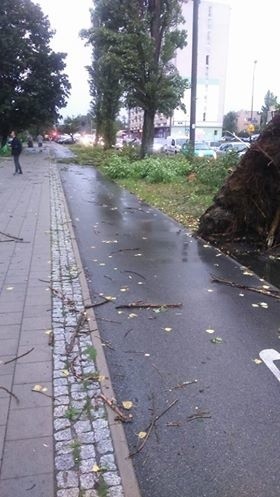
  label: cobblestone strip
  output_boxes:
[50,163,124,497]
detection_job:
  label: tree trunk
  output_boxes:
[140,109,155,158]
[198,113,280,251]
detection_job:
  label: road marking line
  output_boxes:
[259,349,280,383]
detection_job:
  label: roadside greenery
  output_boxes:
[69,144,239,229]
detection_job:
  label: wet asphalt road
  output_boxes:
[58,156,280,497]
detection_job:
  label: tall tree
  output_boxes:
[83,0,188,156]
[82,1,123,148]
[223,111,238,135]
[0,0,70,143]
[260,90,278,130]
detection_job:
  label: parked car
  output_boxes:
[152,137,166,153]
[165,136,188,154]
[181,141,217,159]
[56,134,74,144]
[216,141,249,157]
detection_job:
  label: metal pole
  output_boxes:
[189,0,199,150]
[250,60,257,121]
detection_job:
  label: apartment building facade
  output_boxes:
[129,0,231,142]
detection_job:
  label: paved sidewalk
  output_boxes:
[0,147,139,497]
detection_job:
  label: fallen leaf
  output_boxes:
[92,464,101,472]
[253,358,262,365]
[206,329,215,334]
[62,369,70,377]
[211,337,223,344]
[122,400,133,410]
[163,327,172,332]
[32,384,48,392]
[252,304,259,308]
[128,313,138,319]
[137,431,147,439]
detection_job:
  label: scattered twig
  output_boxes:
[166,421,181,427]
[48,331,54,347]
[0,386,19,403]
[167,380,198,392]
[129,399,178,457]
[98,393,133,423]
[187,411,211,422]
[121,270,146,280]
[110,247,140,255]
[211,274,280,300]
[0,230,23,241]
[85,296,112,309]
[32,389,56,401]
[96,317,121,325]
[124,328,134,338]
[116,302,182,310]
[4,347,34,365]
[151,363,165,379]
[104,275,113,281]
[66,311,88,355]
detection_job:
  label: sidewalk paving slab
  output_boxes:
[0,147,141,496]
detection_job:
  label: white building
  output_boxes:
[172,0,231,142]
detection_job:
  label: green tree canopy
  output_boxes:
[83,0,188,156]
[260,90,278,130]
[222,111,238,135]
[0,0,70,141]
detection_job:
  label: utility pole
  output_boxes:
[189,0,199,151]
[250,60,257,122]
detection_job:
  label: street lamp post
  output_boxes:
[189,0,200,151]
[250,60,257,122]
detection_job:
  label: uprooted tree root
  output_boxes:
[198,114,280,252]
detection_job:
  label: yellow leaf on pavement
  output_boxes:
[32,384,48,392]
[92,464,101,472]
[138,431,147,439]
[122,400,133,410]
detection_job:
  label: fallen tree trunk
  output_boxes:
[198,113,280,250]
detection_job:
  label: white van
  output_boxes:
[165,136,188,154]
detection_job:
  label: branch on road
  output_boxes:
[116,302,182,309]
[211,274,280,300]
[129,399,179,457]
[98,393,133,423]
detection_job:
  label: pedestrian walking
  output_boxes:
[10,131,23,175]
[37,134,43,151]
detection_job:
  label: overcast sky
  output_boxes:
[36,0,280,117]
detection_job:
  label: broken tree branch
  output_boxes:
[98,393,133,423]
[211,274,280,300]
[4,347,34,365]
[0,386,19,403]
[129,399,179,457]
[116,302,182,310]
[0,230,23,241]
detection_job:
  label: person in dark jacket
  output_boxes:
[10,131,23,175]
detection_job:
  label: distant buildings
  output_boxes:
[236,110,261,134]
[129,0,231,142]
